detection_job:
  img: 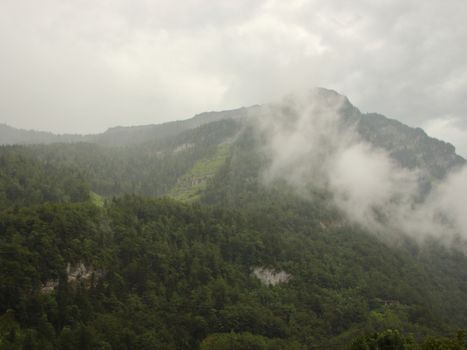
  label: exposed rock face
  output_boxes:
[67,262,96,282]
[40,280,59,294]
[252,267,291,286]
[357,112,465,179]
[174,143,194,153]
[40,262,104,293]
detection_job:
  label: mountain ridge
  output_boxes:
[0,106,255,147]
[0,90,463,168]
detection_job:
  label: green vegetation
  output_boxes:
[0,146,89,209]
[0,120,240,201]
[0,113,466,349]
[89,192,105,208]
[0,195,466,349]
[349,329,466,350]
[169,143,231,202]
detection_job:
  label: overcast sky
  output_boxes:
[1,0,467,155]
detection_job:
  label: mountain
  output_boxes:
[357,112,465,179]
[0,89,466,349]
[0,123,83,144]
[0,106,255,147]
[1,89,463,176]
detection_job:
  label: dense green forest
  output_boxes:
[1,96,467,349]
[0,120,239,206]
[0,147,90,208]
[1,197,466,349]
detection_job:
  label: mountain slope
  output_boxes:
[358,112,465,179]
[0,89,466,349]
[0,124,83,145]
[1,89,463,179]
[1,196,466,349]
[0,107,253,147]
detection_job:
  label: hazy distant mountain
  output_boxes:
[0,106,255,147]
[0,123,83,144]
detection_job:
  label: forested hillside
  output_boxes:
[1,197,466,349]
[0,119,239,204]
[1,89,466,349]
[0,146,89,209]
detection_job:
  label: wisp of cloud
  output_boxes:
[252,88,467,248]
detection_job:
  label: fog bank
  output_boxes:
[253,89,467,246]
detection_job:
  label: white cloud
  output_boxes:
[254,90,467,246]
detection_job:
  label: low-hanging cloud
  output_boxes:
[253,89,467,247]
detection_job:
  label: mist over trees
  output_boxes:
[0,90,466,349]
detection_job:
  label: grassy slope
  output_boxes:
[89,191,105,207]
[168,143,231,202]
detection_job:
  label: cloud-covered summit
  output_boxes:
[253,88,467,246]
